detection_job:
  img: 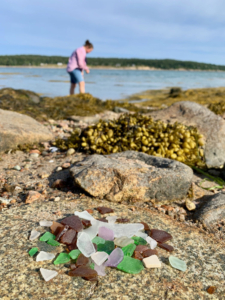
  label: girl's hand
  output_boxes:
[85,69,90,74]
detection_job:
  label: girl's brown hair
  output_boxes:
[84,40,94,49]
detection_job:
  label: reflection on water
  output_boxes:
[0,67,225,100]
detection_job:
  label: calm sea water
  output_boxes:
[0,67,225,100]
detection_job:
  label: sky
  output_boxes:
[1,0,225,65]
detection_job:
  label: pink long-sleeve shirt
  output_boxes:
[67,46,89,72]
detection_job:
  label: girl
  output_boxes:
[67,40,94,95]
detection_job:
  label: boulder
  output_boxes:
[70,151,193,203]
[69,110,120,125]
[0,109,53,152]
[148,101,225,168]
[195,192,225,227]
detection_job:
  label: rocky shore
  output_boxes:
[1,87,225,299]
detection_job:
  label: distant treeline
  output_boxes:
[1,55,225,71]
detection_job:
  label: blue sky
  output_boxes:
[1,0,225,64]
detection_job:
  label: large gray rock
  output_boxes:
[0,109,53,152]
[149,101,225,169]
[70,151,193,203]
[69,110,120,124]
[195,192,225,227]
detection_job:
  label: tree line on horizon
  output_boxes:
[0,55,225,71]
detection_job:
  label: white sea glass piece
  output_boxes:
[36,251,55,262]
[146,236,157,249]
[29,230,41,241]
[40,268,58,281]
[94,263,106,276]
[77,232,96,257]
[106,216,117,224]
[136,231,148,239]
[91,251,109,266]
[83,219,99,240]
[143,255,161,268]
[75,210,95,221]
[39,220,53,227]
[114,236,134,247]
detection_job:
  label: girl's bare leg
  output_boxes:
[70,83,76,95]
[79,81,85,93]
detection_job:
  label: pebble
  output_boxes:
[25,191,42,204]
[56,166,62,172]
[13,165,21,171]
[143,255,162,268]
[62,162,71,169]
[67,148,75,156]
[24,164,31,170]
[54,196,60,202]
[40,268,58,282]
[30,153,39,159]
[185,199,196,211]
[0,197,11,205]
[39,173,50,179]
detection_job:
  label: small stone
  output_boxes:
[69,249,81,260]
[10,199,17,204]
[150,229,172,243]
[68,266,98,281]
[92,236,105,245]
[97,241,115,255]
[94,263,106,276]
[117,256,144,274]
[143,255,161,268]
[56,166,63,172]
[131,236,147,245]
[47,239,61,246]
[30,153,39,159]
[13,165,21,171]
[29,149,41,155]
[39,173,49,179]
[54,253,71,265]
[40,268,58,282]
[77,232,96,257]
[62,162,70,169]
[98,226,114,241]
[91,251,109,266]
[28,247,38,257]
[96,207,114,214]
[185,199,196,211]
[122,243,136,257]
[51,179,66,189]
[29,230,41,241]
[114,236,134,247]
[36,251,55,262]
[49,147,58,153]
[0,197,11,205]
[67,148,75,156]
[104,248,124,267]
[76,253,90,267]
[25,191,42,204]
[146,236,157,249]
[158,243,174,252]
[207,286,217,294]
[142,249,158,258]
[24,163,31,170]
[39,232,56,242]
[106,216,117,224]
[54,196,60,202]
[39,220,53,227]
[61,215,83,232]
[169,256,187,272]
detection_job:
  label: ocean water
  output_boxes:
[0,67,225,100]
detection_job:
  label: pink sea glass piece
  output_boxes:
[94,263,106,276]
[104,248,124,267]
[98,226,114,241]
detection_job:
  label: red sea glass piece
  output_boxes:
[117,218,130,223]
[158,243,174,252]
[60,229,77,245]
[96,207,114,214]
[97,218,108,223]
[76,254,89,267]
[61,215,83,232]
[150,229,172,243]
[140,222,150,231]
[142,249,158,258]
[93,243,98,252]
[82,219,91,228]
[135,245,149,253]
[68,266,98,281]
[133,251,143,260]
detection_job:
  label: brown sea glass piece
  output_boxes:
[61,215,83,232]
[60,229,77,245]
[50,221,64,235]
[96,207,114,214]
[93,243,98,252]
[150,229,172,243]
[117,218,130,223]
[82,219,91,228]
[135,245,149,253]
[68,266,98,281]
[56,225,69,241]
[207,286,217,294]
[142,249,158,258]
[140,222,150,231]
[70,264,76,270]
[158,243,174,252]
[97,218,108,223]
[146,229,151,236]
[133,251,143,260]
[86,209,93,214]
[76,254,89,267]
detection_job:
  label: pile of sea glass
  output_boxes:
[29,207,187,282]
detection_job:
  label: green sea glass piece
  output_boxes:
[90,263,95,270]
[97,241,115,255]
[131,236,147,245]
[40,232,56,242]
[122,243,136,257]
[92,236,106,245]
[28,247,38,257]
[69,249,81,260]
[169,256,187,272]
[47,239,60,246]
[54,253,71,265]
[117,256,144,274]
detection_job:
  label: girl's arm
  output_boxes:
[76,48,89,71]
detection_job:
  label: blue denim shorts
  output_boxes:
[68,68,84,84]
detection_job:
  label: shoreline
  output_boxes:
[0,64,224,72]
